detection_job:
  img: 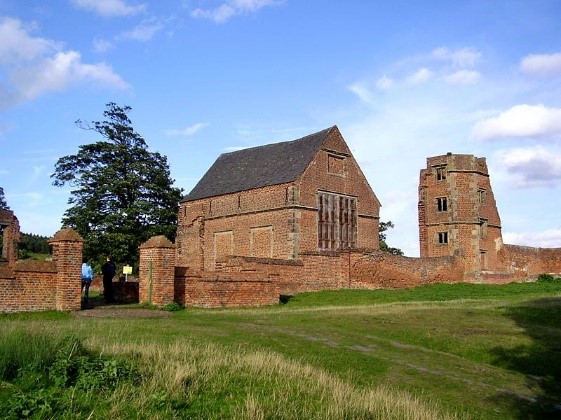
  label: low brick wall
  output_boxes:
[214,253,348,295]
[114,278,139,303]
[175,267,279,307]
[0,260,57,313]
[350,251,465,289]
[501,244,561,280]
[142,237,561,309]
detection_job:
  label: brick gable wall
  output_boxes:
[177,132,382,271]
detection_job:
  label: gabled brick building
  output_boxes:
[176,126,381,270]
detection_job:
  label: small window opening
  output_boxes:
[438,232,448,244]
[436,166,447,181]
[436,197,448,212]
[478,189,487,204]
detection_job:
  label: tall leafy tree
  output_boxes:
[51,103,183,268]
[379,220,404,256]
[0,187,9,210]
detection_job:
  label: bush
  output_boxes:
[0,333,139,419]
[537,274,560,283]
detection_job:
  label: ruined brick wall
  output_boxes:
[497,244,561,281]
[1,228,82,313]
[0,209,20,267]
[169,249,470,308]
[350,251,466,289]
[419,153,504,276]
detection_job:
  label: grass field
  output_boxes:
[1,281,560,419]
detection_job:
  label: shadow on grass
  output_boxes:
[80,295,129,310]
[490,297,561,419]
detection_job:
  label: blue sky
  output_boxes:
[1,0,560,256]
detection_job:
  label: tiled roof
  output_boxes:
[182,126,336,202]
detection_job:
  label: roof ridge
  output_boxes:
[182,125,338,202]
[220,125,336,157]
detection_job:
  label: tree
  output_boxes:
[0,187,6,257]
[0,187,9,210]
[51,103,183,269]
[379,220,404,256]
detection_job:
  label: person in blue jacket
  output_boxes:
[81,259,94,303]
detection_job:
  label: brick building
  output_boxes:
[176,126,381,270]
[418,153,561,282]
[418,153,503,276]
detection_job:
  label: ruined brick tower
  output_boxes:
[418,153,503,278]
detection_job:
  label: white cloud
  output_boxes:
[432,46,481,68]
[521,52,561,77]
[71,0,146,17]
[119,20,164,41]
[375,75,394,90]
[164,122,209,137]
[407,67,433,84]
[190,0,282,23]
[503,228,561,248]
[0,17,58,64]
[472,104,561,141]
[0,17,128,108]
[13,51,129,102]
[93,38,114,53]
[495,146,561,188]
[347,82,374,103]
[444,69,480,84]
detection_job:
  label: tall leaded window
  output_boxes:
[318,192,357,250]
[436,197,448,212]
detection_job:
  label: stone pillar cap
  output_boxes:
[48,227,84,243]
[140,235,174,249]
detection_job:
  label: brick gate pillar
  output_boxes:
[139,235,175,306]
[48,228,83,311]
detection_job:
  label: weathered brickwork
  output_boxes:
[350,251,465,289]
[174,265,279,307]
[176,127,381,272]
[1,209,20,267]
[420,153,561,282]
[0,227,83,313]
[139,235,175,306]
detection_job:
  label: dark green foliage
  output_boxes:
[379,220,404,255]
[0,333,138,419]
[537,273,560,283]
[161,302,183,312]
[51,103,183,268]
[0,187,9,256]
[0,186,9,210]
[18,233,51,260]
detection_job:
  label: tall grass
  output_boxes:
[100,339,456,419]
[0,329,60,381]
